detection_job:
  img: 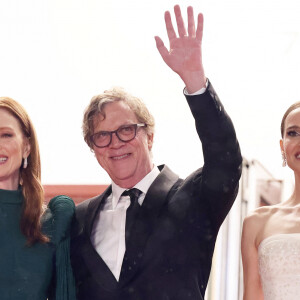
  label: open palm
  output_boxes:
[155,5,205,92]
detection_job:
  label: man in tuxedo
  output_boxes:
[71,5,242,300]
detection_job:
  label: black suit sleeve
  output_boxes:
[185,80,242,230]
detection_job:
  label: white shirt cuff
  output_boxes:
[183,79,208,95]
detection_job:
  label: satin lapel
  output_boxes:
[81,186,120,290]
[119,165,179,285]
[85,186,111,235]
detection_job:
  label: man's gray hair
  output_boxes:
[82,87,155,149]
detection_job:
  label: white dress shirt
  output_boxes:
[90,83,207,281]
[91,166,160,280]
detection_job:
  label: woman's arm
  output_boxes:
[47,195,76,300]
[241,215,264,300]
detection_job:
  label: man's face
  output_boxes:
[92,101,153,188]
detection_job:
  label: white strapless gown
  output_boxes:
[258,233,300,300]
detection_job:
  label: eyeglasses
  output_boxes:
[90,123,147,148]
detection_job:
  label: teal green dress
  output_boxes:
[0,188,76,300]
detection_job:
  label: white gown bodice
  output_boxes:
[258,233,300,300]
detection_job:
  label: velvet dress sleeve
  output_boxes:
[47,195,77,300]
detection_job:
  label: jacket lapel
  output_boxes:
[81,186,120,289]
[119,165,179,285]
[85,186,111,234]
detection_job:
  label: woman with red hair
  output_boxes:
[0,97,75,299]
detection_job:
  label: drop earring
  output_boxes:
[281,152,287,167]
[23,157,28,169]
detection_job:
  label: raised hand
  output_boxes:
[155,5,206,93]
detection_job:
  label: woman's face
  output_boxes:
[0,108,30,190]
[280,107,300,174]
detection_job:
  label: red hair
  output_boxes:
[0,97,48,245]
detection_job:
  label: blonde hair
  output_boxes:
[82,87,155,149]
[0,97,48,245]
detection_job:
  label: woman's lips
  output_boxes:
[0,156,8,164]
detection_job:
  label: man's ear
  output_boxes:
[147,133,154,151]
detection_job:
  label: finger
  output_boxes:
[196,13,204,41]
[187,6,195,37]
[154,36,170,62]
[165,11,177,41]
[174,5,187,38]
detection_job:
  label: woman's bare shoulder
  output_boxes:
[244,205,275,226]
[242,205,281,246]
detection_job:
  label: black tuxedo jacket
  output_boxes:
[71,81,242,300]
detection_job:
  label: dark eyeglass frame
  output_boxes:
[90,123,147,148]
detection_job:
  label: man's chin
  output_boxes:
[110,171,135,186]
[114,172,149,188]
